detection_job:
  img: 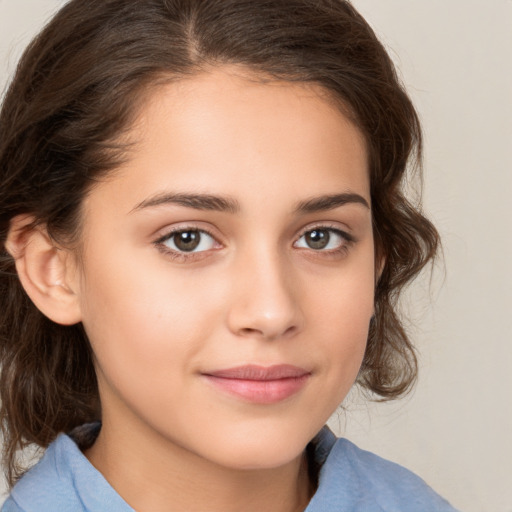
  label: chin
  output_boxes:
[198,424,313,471]
[215,446,305,472]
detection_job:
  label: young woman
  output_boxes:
[0,1,458,510]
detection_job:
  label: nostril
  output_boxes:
[283,325,298,337]
[237,323,299,340]
[239,327,262,336]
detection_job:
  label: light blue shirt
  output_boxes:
[2,425,459,511]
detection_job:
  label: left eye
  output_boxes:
[294,228,347,250]
[160,229,217,253]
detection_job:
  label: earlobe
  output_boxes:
[375,252,386,284]
[6,215,82,326]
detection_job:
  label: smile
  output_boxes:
[202,364,311,404]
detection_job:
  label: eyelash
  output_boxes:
[153,224,355,262]
[154,225,219,262]
[294,224,355,258]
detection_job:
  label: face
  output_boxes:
[75,67,375,470]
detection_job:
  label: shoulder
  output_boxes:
[1,435,85,512]
[1,497,23,512]
[2,425,133,512]
[1,496,28,512]
[307,428,460,512]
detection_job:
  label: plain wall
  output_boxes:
[1,1,511,511]
[334,3,512,512]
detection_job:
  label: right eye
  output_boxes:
[156,228,218,254]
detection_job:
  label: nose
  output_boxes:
[226,249,304,341]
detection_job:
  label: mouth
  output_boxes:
[201,364,311,404]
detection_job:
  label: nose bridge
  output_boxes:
[226,238,303,340]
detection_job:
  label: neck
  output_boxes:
[85,416,314,512]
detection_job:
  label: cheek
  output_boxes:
[77,263,219,436]
[306,258,375,387]
[77,248,219,390]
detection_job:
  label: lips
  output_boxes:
[202,364,311,404]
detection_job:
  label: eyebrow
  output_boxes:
[131,191,369,214]
[294,193,370,212]
[131,192,240,214]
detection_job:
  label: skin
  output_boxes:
[14,66,377,511]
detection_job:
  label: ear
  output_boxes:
[375,254,386,283]
[5,215,82,325]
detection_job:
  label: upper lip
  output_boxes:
[203,364,310,381]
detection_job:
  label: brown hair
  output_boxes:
[0,0,438,486]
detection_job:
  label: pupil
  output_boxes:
[306,229,329,249]
[175,231,200,251]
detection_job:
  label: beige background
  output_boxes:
[1,1,511,511]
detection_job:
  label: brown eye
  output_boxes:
[294,227,350,251]
[159,229,217,253]
[173,230,201,252]
[304,229,330,250]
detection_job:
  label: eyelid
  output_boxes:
[295,223,355,243]
[153,221,221,243]
[292,223,356,258]
[152,221,356,262]
[153,224,223,261]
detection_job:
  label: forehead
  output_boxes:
[85,66,370,215]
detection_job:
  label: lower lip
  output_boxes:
[203,375,310,404]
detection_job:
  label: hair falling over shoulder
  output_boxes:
[0,0,439,487]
